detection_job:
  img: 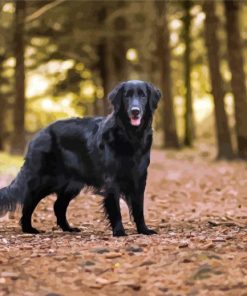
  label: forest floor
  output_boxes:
[0,147,246,296]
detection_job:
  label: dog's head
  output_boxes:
[108,80,161,127]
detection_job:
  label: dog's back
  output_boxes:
[0,116,105,219]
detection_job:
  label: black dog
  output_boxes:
[0,80,160,236]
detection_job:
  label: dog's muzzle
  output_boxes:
[130,107,141,126]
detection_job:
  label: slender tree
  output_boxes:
[0,55,5,151]
[98,40,116,115]
[11,0,26,154]
[203,1,234,159]
[97,7,116,115]
[112,1,128,83]
[183,0,194,147]
[156,0,179,148]
[224,0,247,159]
[101,2,128,114]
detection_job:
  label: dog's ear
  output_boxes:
[108,82,125,112]
[146,82,161,112]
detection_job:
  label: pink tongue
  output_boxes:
[130,117,141,126]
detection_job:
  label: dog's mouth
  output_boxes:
[130,116,141,126]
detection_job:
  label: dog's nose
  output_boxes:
[131,108,140,117]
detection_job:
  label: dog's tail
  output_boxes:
[0,167,26,217]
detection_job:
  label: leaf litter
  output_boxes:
[0,149,246,296]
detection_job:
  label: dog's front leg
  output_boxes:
[102,142,127,237]
[131,177,157,235]
[103,180,127,237]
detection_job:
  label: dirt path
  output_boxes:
[0,149,246,296]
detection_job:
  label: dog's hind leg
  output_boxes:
[54,183,82,232]
[103,192,126,237]
[54,195,80,232]
[20,193,44,234]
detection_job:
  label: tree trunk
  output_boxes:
[183,0,194,147]
[97,7,116,116]
[203,1,234,159]
[11,0,26,155]
[224,0,247,159]
[97,39,116,116]
[156,1,179,149]
[93,97,100,116]
[113,2,128,83]
[0,55,5,151]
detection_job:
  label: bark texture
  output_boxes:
[224,0,247,159]
[203,1,234,159]
[156,0,179,148]
[11,0,26,155]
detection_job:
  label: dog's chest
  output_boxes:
[101,128,152,179]
[115,148,149,179]
[108,129,150,157]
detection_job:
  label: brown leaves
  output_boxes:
[0,150,247,295]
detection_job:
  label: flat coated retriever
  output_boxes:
[0,80,161,236]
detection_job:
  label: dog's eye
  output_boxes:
[126,90,133,97]
[138,91,146,97]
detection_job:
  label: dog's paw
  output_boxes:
[22,226,40,234]
[113,229,127,237]
[63,227,81,233]
[138,228,157,235]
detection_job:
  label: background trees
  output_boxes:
[11,0,26,154]
[224,0,247,159]
[182,0,195,147]
[0,0,247,159]
[203,1,234,159]
[156,1,179,149]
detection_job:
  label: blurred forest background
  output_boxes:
[0,0,247,159]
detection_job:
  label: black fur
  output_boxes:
[0,80,161,236]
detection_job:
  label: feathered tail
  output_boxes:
[0,168,26,217]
